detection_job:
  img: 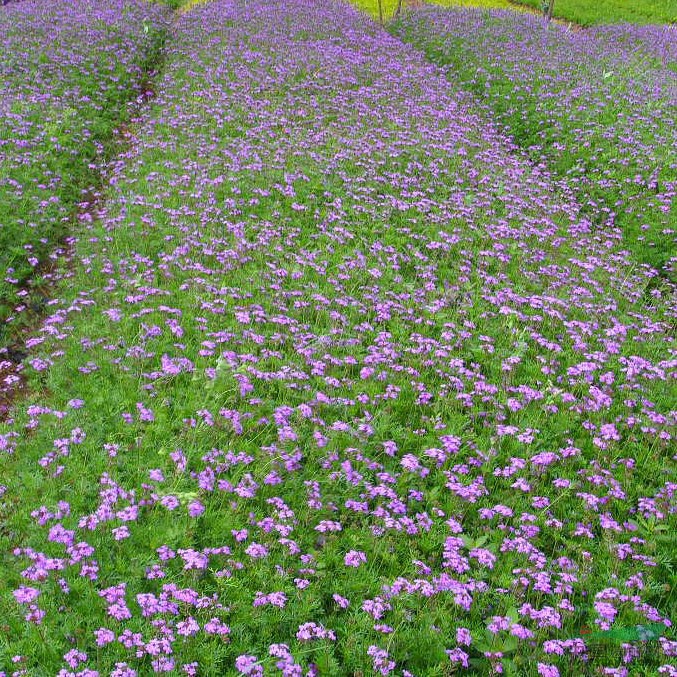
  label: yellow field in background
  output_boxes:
[350,0,514,20]
[179,0,210,13]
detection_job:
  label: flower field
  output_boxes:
[391,7,677,277]
[0,0,675,675]
[0,0,169,336]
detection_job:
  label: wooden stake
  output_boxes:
[546,0,555,22]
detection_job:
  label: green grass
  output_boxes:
[513,0,676,25]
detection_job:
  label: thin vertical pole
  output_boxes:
[546,0,555,22]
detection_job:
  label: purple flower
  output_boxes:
[314,520,342,533]
[367,646,395,675]
[12,587,40,604]
[253,591,287,608]
[176,617,199,637]
[235,654,263,677]
[112,526,130,541]
[344,550,367,568]
[456,627,472,646]
[538,665,560,677]
[446,648,469,668]
[187,500,205,517]
[245,543,269,559]
[487,616,512,634]
[63,649,87,669]
[94,628,115,647]
[296,622,336,642]
[204,618,231,636]
[178,549,208,570]
[160,495,180,511]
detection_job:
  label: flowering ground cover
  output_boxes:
[391,8,677,278]
[0,0,169,337]
[0,0,676,675]
[513,0,676,25]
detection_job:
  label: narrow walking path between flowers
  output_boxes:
[0,0,174,419]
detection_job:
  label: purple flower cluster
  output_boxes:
[392,7,677,275]
[0,0,169,412]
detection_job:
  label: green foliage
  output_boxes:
[513,0,676,25]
